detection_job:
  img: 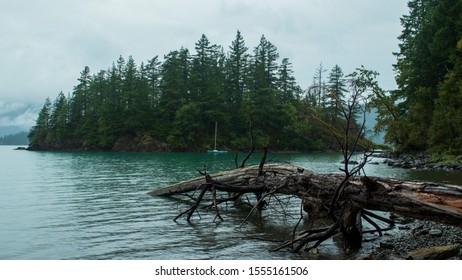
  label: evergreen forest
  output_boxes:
[372,0,462,154]
[28,32,375,152]
[30,0,462,154]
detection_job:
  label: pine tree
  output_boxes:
[188,34,227,147]
[97,61,124,148]
[28,98,52,148]
[430,37,462,153]
[69,66,92,138]
[252,35,279,90]
[247,36,280,143]
[49,92,69,144]
[158,48,191,139]
[84,70,107,147]
[326,65,347,116]
[427,0,462,153]
[122,55,141,134]
[223,30,250,145]
[190,34,213,103]
[277,58,297,104]
[143,56,162,110]
[226,30,249,108]
[392,0,440,150]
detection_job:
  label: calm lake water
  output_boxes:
[1,145,462,260]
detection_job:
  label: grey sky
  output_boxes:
[0,0,409,128]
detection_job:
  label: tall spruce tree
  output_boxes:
[29,98,52,149]
[224,30,250,144]
[392,0,440,150]
[158,48,191,142]
[326,65,347,116]
[97,61,124,148]
[49,92,69,144]
[226,30,248,106]
[69,66,91,138]
[428,0,462,153]
[277,58,297,104]
[252,35,279,90]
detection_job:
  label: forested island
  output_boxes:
[145,1,462,258]
[22,0,462,259]
[29,0,462,156]
[28,31,372,152]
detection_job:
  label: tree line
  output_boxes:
[0,131,29,145]
[28,31,373,152]
[372,0,462,154]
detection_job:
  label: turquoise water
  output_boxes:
[1,146,461,259]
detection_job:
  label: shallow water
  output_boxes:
[1,146,461,259]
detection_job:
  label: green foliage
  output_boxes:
[29,31,371,152]
[167,103,203,150]
[429,38,462,154]
[374,0,462,153]
[28,98,51,148]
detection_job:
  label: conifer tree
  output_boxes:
[29,98,52,148]
[226,30,249,108]
[49,92,69,144]
[158,48,191,139]
[252,35,279,90]
[69,66,91,137]
[326,65,347,116]
[277,58,297,104]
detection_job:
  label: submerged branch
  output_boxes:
[149,163,462,251]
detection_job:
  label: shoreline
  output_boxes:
[375,151,462,171]
[364,218,462,260]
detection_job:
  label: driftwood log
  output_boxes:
[147,163,462,252]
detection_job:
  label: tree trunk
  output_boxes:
[340,202,362,249]
[147,163,462,251]
[148,163,462,225]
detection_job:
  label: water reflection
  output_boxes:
[1,146,462,259]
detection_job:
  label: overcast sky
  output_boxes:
[0,0,409,128]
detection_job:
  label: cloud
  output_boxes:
[0,0,408,108]
[0,101,39,128]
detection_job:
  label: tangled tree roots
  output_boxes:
[148,163,462,253]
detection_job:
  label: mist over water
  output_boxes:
[1,146,461,259]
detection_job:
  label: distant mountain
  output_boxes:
[364,108,384,144]
[0,131,29,145]
[0,126,27,136]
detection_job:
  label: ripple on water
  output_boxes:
[1,147,462,259]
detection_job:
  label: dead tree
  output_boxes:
[303,67,378,250]
[147,68,462,253]
[148,163,462,252]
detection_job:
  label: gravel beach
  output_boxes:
[363,218,462,260]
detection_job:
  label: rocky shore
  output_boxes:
[376,152,462,171]
[359,152,462,259]
[363,217,462,260]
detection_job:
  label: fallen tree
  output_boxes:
[148,70,462,254]
[148,163,462,252]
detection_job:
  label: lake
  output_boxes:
[1,145,462,259]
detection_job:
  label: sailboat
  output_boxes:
[207,121,227,153]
